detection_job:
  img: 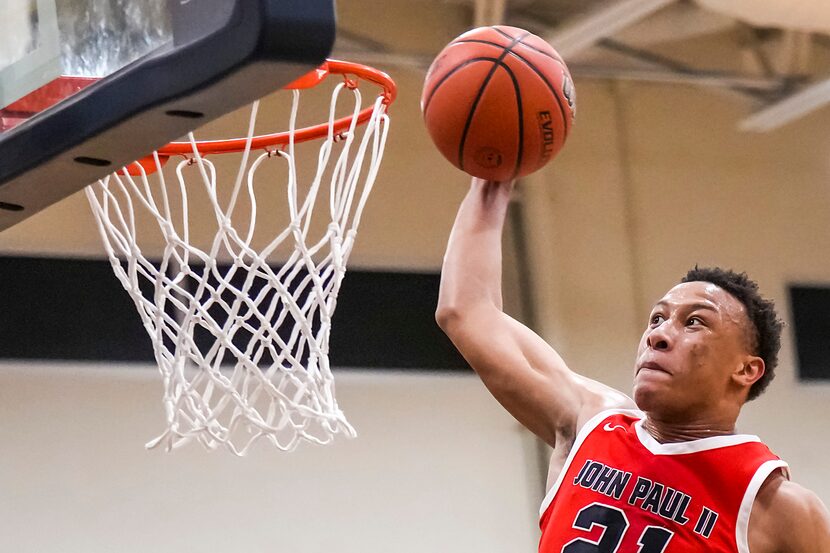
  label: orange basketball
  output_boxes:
[421,26,576,181]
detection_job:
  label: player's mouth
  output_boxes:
[637,361,670,375]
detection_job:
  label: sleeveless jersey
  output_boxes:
[539,410,789,553]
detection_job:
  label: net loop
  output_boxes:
[85,60,394,455]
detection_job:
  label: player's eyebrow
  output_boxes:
[651,300,719,313]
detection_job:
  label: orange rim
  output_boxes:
[145,59,394,160]
[126,60,395,176]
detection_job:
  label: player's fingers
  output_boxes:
[471,176,516,188]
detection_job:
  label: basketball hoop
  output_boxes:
[84,60,395,455]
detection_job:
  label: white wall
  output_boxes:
[0,364,541,553]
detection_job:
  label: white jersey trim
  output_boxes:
[736,459,791,553]
[538,408,642,518]
[634,418,761,455]
[538,409,778,521]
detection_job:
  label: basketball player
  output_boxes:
[436,177,830,552]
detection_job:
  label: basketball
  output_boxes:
[421,25,576,181]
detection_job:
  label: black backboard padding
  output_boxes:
[0,256,151,361]
[0,0,335,231]
[0,256,469,371]
[789,286,830,380]
[331,271,469,370]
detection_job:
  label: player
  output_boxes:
[436,177,830,552]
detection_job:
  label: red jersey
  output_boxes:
[539,410,789,553]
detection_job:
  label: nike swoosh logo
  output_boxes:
[603,423,626,432]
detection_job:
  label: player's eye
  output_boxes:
[650,314,665,326]
[687,316,703,326]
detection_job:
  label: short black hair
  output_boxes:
[680,266,783,401]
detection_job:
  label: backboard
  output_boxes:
[0,0,335,230]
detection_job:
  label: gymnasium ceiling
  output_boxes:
[335,0,830,132]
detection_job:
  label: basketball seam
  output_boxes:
[472,30,572,139]
[499,62,524,180]
[422,57,498,118]
[458,32,531,174]
[491,27,567,66]
[492,26,518,40]
[504,49,572,140]
[455,39,508,48]
[457,37,566,69]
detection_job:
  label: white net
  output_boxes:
[85,77,390,455]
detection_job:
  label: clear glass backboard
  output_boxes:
[0,0,172,131]
[0,0,336,229]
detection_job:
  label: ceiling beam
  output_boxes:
[598,39,781,99]
[575,66,786,92]
[740,76,830,132]
[474,0,506,27]
[332,47,786,93]
[541,0,678,58]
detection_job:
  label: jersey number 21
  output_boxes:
[562,503,674,553]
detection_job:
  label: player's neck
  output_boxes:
[641,414,737,443]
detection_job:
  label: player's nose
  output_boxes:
[646,324,672,351]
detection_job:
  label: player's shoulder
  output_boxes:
[546,392,636,456]
[752,472,830,552]
[760,474,827,516]
[574,385,638,432]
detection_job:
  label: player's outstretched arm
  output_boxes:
[436,178,633,447]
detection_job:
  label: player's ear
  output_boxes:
[734,356,765,389]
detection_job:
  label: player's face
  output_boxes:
[632,281,755,418]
